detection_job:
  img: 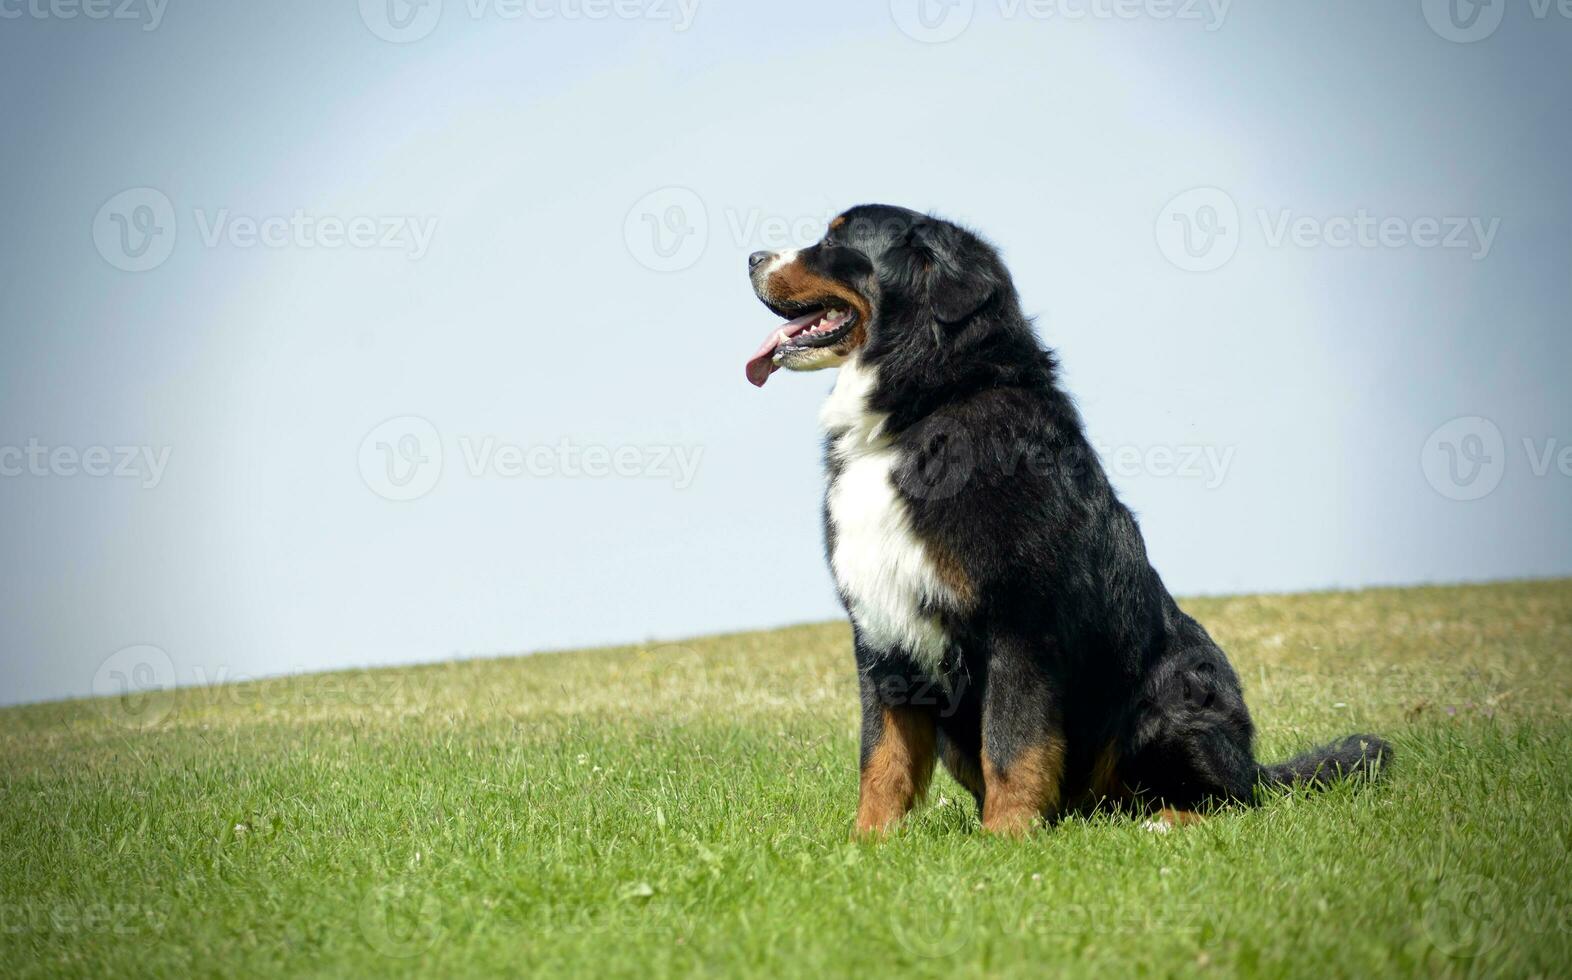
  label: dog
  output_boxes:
[745,204,1391,835]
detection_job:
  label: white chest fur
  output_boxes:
[820,359,959,673]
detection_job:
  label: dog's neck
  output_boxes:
[818,355,888,450]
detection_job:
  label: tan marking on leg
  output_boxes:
[856,707,936,835]
[981,738,1065,836]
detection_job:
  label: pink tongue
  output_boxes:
[745,311,822,387]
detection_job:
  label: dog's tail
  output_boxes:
[1257,733,1392,791]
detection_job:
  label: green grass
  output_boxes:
[3,581,1571,978]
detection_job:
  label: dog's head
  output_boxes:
[745,205,1008,387]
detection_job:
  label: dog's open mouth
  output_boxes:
[745,307,856,387]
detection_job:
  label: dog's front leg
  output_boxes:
[980,638,1065,835]
[854,663,936,835]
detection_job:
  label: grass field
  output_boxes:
[2,580,1570,978]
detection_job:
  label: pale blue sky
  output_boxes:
[1,1,1568,705]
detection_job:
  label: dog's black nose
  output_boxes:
[748,250,773,271]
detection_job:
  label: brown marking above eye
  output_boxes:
[828,215,847,231]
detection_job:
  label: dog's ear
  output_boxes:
[906,219,998,326]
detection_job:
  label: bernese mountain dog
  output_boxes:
[745,204,1390,835]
